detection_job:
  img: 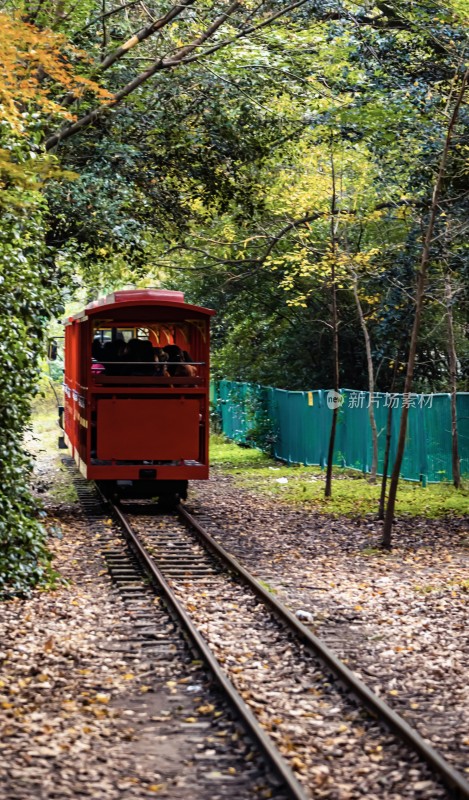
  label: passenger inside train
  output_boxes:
[91,328,198,379]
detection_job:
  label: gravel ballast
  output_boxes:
[1,432,467,798]
[0,452,281,800]
[190,471,469,776]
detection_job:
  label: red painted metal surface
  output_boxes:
[63,289,214,485]
[97,398,200,461]
[68,289,215,322]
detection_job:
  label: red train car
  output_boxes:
[63,289,214,500]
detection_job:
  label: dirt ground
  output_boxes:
[190,470,469,775]
[1,413,467,797]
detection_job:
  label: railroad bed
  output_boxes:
[189,481,469,781]
[72,476,291,800]
[93,487,469,800]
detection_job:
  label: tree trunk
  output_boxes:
[444,272,461,488]
[325,151,339,498]
[378,357,399,520]
[352,275,378,482]
[325,271,339,497]
[381,69,468,549]
[101,0,108,59]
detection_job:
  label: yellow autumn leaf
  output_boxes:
[91,708,108,718]
[290,756,307,771]
[196,704,215,715]
[61,700,77,710]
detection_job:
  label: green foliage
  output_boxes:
[33,0,469,394]
[1,0,469,590]
[0,5,109,593]
[0,132,66,596]
[158,3,468,393]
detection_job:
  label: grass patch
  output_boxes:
[449,579,469,591]
[414,579,469,594]
[210,436,468,519]
[29,398,78,504]
[50,465,78,503]
[210,435,273,470]
[258,579,277,594]
[414,584,440,594]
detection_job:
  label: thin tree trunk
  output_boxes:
[325,272,340,497]
[378,357,399,519]
[325,150,339,498]
[381,68,469,549]
[101,0,108,59]
[352,274,378,482]
[444,272,461,488]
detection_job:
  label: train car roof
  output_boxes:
[66,289,215,323]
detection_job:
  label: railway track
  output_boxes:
[189,493,469,779]
[72,476,292,800]
[100,495,469,800]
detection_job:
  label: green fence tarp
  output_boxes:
[213,380,469,483]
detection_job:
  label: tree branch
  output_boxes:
[45,0,311,149]
[72,0,142,40]
[164,0,312,67]
[97,0,197,73]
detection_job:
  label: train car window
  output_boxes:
[48,340,58,360]
[90,322,206,381]
[48,336,65,383]
[93,330,111,345]
[93,327,135,344]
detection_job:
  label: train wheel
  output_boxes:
[97,480,120,503]
[157,481,188,510]
[157,493,180,511]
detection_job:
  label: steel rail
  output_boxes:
[106,498,309,800]
[178,503,469,800]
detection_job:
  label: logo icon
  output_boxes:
[327,390,344,410]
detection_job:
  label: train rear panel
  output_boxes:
[63,290,213,489]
